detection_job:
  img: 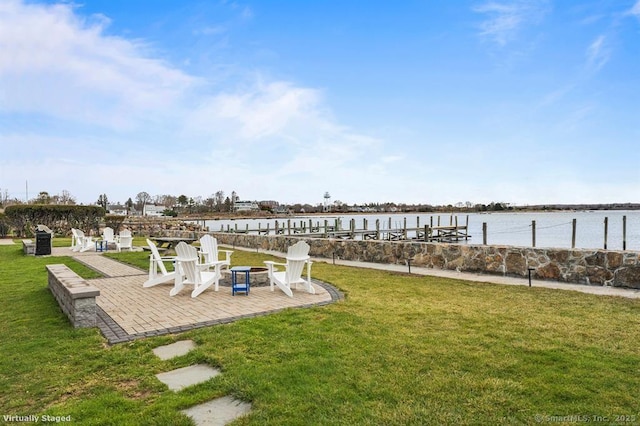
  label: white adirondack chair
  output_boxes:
[116,229,133,252]
[264,241,315,298]
[70,228,80,251]
[71,228,93,252]
[171,242,221,298]
[143,239,178,288]
[198,234,233,270]
[101,227,117,249]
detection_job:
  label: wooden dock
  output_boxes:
[216,215,470,243]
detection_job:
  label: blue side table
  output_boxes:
[95,239,107,252]
[231,266,251,296]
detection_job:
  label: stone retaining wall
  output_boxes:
[46,264,101,328]
[210,233,640,289]
[120,218,204,237]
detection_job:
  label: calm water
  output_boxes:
[201,210,640,251]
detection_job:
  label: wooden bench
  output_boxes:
[46,264,100,328]
[22,239,35,255]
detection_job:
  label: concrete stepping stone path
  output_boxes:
[152,340,252,424]
[182,396,252,426]
[153,340,197,360]
[155,364,221,391]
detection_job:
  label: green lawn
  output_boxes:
[1,239,639,425]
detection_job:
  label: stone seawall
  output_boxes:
[209,232,640,290]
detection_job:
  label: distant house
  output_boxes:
[143,204,165,217]
[273,205,289,214]
[234,200,260,212]
[107,204,128,216]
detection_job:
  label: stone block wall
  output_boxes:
[22,239,35,255]
[117,218,204,238]
[46,264,101,328]
[209,233,640,289]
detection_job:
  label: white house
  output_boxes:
[107,204,128,216]
[234,200,260,212]
[143,204,165,217]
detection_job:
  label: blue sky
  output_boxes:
[1,0,639,207]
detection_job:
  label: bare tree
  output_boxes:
[215,191,224,212]
[135,191,151,215]
[56,190,76,205]
[205,195,216,211]
[0,188,8,207]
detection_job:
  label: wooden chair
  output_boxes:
[198,234,233,270]
[115,229,133,252]
[71,228,93,252]
[143,239,178,288]
[264,241,315,298]
[172,242,221,298]
[101,227,117,249]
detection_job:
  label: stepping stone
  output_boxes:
[182,396,252,426]
[153,340,196,360]
[156,364,220,391]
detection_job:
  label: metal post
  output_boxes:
[604,217,608,250]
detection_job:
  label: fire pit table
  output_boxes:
[221,266,272,289]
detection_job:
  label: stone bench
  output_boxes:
[46,264,101,328]
[22,239,35,255]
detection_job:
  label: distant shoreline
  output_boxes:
[180,203,640,221]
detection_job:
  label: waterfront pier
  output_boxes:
[215,215,470,243]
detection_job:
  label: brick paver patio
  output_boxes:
[52,247,341,344]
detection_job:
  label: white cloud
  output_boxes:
[186,81,324,141]
[0,0,198,129]
[586,35,610,72]
[0,0,396,205]
[474,0,549,46]
[630,1,640,17]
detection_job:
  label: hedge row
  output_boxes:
[3,205,105,237]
